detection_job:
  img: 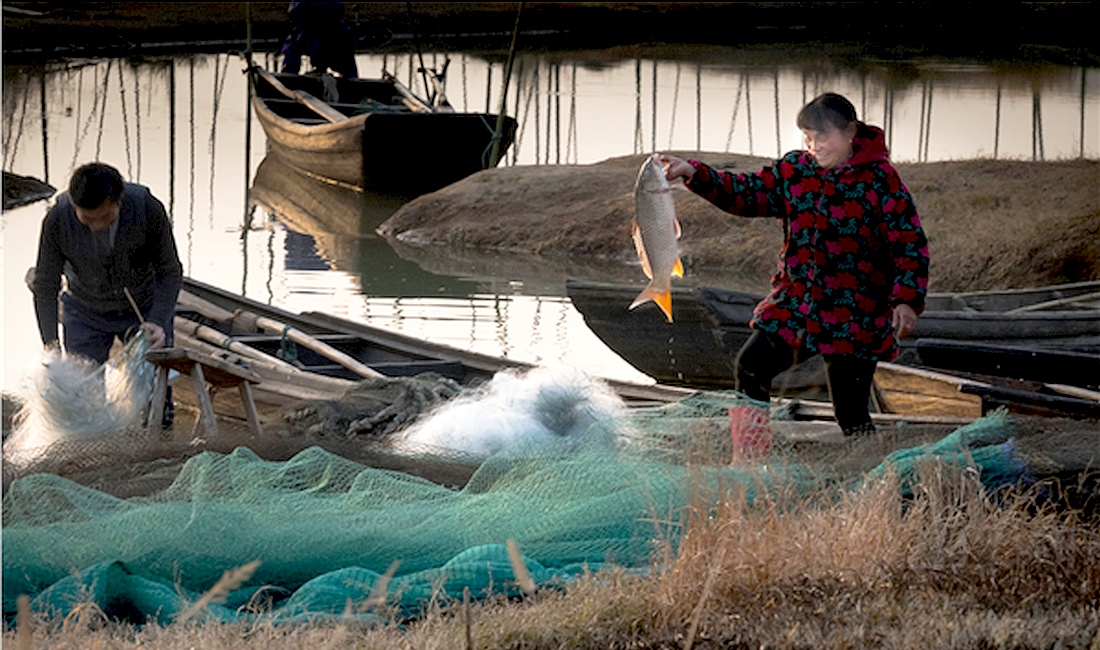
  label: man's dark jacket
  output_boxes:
[32,183,183,345]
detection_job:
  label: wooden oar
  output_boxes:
[178,290,384,379]
[252,67,347,123]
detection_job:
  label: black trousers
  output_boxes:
[734,329,877,434]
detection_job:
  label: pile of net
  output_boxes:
[3,364,1096,628]
[2,333,156,480]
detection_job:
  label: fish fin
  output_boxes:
[629,285,674,323]
[672,257,684,278]
[674,217,682,239]
[631,220,654,279]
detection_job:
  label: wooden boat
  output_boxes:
[172,277,692,425]
[565,279,1100,415]
[249,66,517,195]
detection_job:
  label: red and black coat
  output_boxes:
[686,126,930,361]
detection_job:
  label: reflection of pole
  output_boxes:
[533,63,540,163]
[696,64,702,153]
[923,81,933,162]
[489,2,522,168]
[545,62,552,164]
[243,5,255,292]
[745,75,754,155]
[860,77,866,120]
[1080,68,1087,159]
[96,60,112,159]
[1032,89,1044,161]
[40,68,49,183]
[135,64,142,182]
[511,58,524,165]
[554,63,561,164]
[169,61,176,220]
[724,75,744,152]
[918,81,926,160]
[651,60,657,153]
[634,59,642,154]
[668,62,680,150]
[568,62,577,163]
[994,84,1001,159]
[773,69,780,157]
[119,64,133,179]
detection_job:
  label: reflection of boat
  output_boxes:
[249,67,517,195]
[566,279,1100,417]
[249,151,481,296]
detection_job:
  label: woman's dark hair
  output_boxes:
[69,162,124,209]
[797,93,873,138]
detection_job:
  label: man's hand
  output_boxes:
[892,304,918,339]
[141,322,167,350]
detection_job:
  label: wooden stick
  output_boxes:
[123,287,145,322]
[178,289,383,379]
[251,314,384,379]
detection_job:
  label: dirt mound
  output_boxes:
[379,154,1100,293]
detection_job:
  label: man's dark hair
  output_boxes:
[797,92,874,139]
[69,162,124,209]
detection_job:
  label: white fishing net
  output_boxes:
[4,332,156,468]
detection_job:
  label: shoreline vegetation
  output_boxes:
[3,2,1098,65]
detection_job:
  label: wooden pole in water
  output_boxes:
[489,2,524,168]
[405,2,433,105]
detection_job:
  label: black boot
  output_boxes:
[842,420,876,438]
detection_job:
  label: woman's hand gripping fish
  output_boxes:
[629,153,683,323]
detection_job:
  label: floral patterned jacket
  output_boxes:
[686,126,930,361]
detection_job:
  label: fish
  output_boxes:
[629,153,684,323]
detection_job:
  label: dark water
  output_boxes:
[3,47,1098,389]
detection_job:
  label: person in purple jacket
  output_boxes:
[31,162,182,426]
[663,93,930,439]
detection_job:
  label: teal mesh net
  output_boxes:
[1,369,1072,628]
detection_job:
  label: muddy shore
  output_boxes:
[379,153,1100,294]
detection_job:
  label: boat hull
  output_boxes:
[566,279,1100,392]
[251,71,517,194]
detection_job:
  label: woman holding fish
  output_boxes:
[662,92,929,438]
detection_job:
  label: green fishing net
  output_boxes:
[2,369,1092,628]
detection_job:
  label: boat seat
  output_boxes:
[146,347,264,440]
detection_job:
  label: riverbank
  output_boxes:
[379,154,1100,294]
[3,2,1097,64]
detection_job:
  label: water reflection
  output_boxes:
[2,48,1098,390]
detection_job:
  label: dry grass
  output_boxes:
[6,463,1099,649]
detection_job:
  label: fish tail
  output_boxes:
[629,285,674,323]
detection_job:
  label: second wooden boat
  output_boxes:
[250,67,517,195]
